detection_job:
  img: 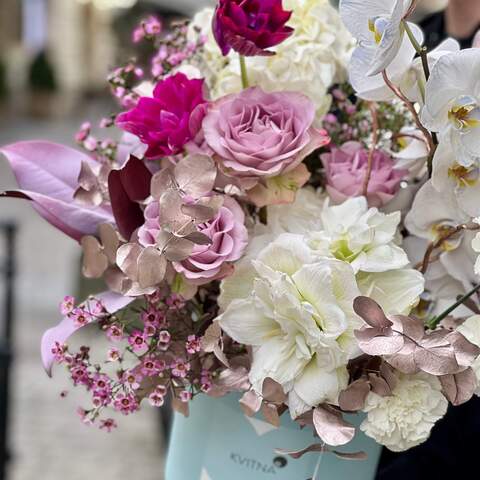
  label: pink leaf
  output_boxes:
[313,406,355,446]
[338,379,370,411]
[353,296,392,328]
[1,141,113,241]
[275,444,328,459]
[239,390,262,417]
[41,292,133,376]
[439,368,477,406]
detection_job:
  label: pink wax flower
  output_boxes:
[116,73,207,159]
[213,0,293,57]
[173,196,248,283]
[321,142,408,207]
[203,87,329,180]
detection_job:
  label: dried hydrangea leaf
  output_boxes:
[116,243,142,281]
[313,406,355,446]
[137,246,167,288]
[338,379,370,411]
[74,186,103,207]
[174,154,217,198]
[183,231,212,246]
[353,296,392,328]
[157,231,194,262]
[181,203,216,222]
[77,160,98,190]
[151,168,175,200]
[239,390,262,417]
[81,235,108,278]
[159,189,196,235]
[98,223,120,264]
[262,378,287,403]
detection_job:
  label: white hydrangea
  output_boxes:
[361,373,448,452]
[187,0,353,120]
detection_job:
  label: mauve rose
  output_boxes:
[174,196,248,283]
[321,141,408,207]
[203,87,329,180]
[213,0,293,57]
[138,201,161,247]
[116,73,207,159]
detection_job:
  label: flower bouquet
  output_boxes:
[3,0,480,479]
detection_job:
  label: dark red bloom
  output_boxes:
[115,73,207,159]
[213,0,293,57]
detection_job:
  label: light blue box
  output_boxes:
[165,394,382,480]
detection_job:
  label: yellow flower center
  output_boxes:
[448,163,479,188]
[368,17,388,45]
[448,97,480,131]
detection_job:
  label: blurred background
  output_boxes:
[0,0,458,479]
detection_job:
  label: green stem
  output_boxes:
[403,20,430,81]
[427,283,480,329]
[239,55,249,89]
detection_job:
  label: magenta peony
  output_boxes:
[116,73,207,159]
[203,87,329,180]
[321,142,408,207]
[173,196,248,283]
[213,0,293,57]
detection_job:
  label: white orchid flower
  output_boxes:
[432,140,480,217]
[392,127,429,178]
[422,48,480,166]
[340,0,415,76]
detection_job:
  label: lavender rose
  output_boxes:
[174,196,248,283]
[321,141,408,207]
[138,196,248,284]
[203,87,329,181]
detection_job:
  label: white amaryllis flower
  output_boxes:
[432,140,480,217]
[340,0,414,76]
[422,48,480,166]
[217,234,360,418]
[457,315,480,395]
[361,373,448,451]
[309,197,409,273]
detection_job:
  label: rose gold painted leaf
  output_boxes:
[355,327,404,356]
[98,223,120,264]
[116,243,142,281]
[137,246,167,288]
[414,331,461,375]
[332,450,368,461]
[174,155,217,197]
[81,235,108,278]
[313,406,355,446]
[151,168,175,200]
[275,444,328,460]
[239,390,262,417]
[386,351,420,374]
[157,231,194,261]
[339,379,370,411]
[159,190,196,235]
[440,368,477,406]
[181,203,216,222]
[262,378,287,403]
[353,297,392,328]
[261,403,281,427]
[183,231,212,246]
[447,331,480,368]
[368,373,392,397]
[391,314,425,343]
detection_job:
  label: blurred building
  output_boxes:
[0,0,213,116]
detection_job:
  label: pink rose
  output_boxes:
[203,87,329,181]
[321,142,408,207]
[173,196,248,283]
[116,73,207,159]
[138,201,161,247]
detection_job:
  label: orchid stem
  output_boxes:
[427,283,480,330]
[403,20,431,82]
[239,55,249,89]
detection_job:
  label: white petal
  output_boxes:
[216,299,279,346]
[357,244,409,272]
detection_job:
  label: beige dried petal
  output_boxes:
[98,223,120,264]
[116,243,142,281]
[81,235,108,278]
[174,154,217,197]
[137,246,167,288]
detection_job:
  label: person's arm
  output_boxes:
[446,0,480,40]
